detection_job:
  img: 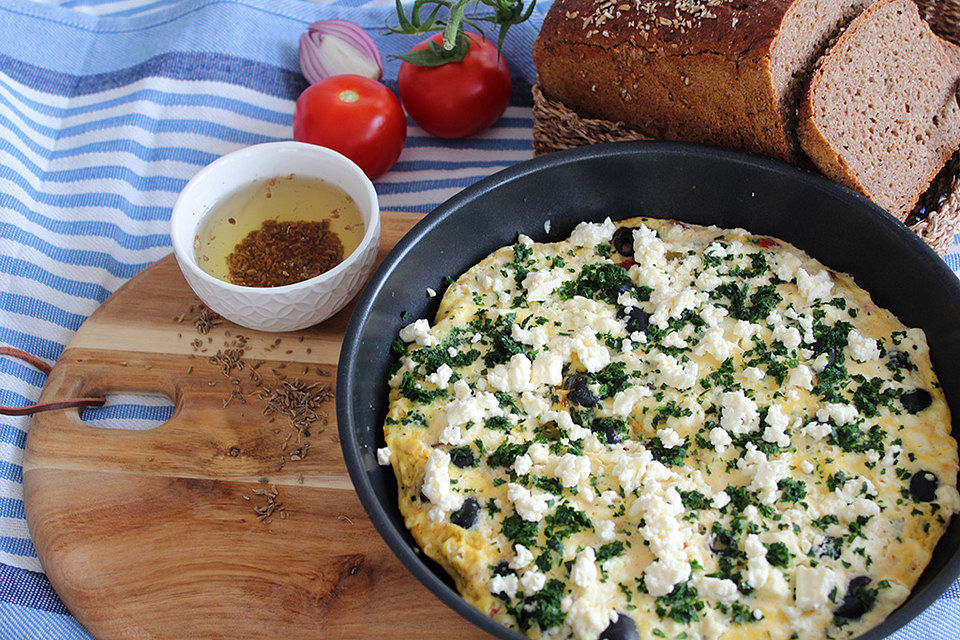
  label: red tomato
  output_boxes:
[293,74,406,180]
[398,33,512,139]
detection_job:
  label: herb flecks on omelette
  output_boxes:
[379,217,960,640]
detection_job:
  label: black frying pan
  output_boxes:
[337,141,960,640]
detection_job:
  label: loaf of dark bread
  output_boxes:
[533,0,872,162]
[797,0,960,221]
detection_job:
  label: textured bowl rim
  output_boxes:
[169,140,381,295]
[337,140,960,640]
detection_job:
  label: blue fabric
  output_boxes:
[0,0,957,638]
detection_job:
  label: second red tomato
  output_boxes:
[293,75,406,180]
[398,34,512,139]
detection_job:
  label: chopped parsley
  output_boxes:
[532,476,563,494]
[812,514,840,530]
[712,283,782,323]
[851,375,900,418]
[728,251,769,279]
[724,486,754,512]
[471,312,534,367]
[399,372,446,403]
[764,541,791,568]
[506,578,567,632]
[501,512,538,547]
[592,417,629,444]
[652,400,694,427]
[487,441,530,468]
[778,478,807,503]
[812,360,850,403]
[726,602,758,624]
[596,540,625,562]
[484,416,512,432]
[544,503,592,538]
[681,490,709,511]
[828,422,885,455]
[585,361,630,398]
[744,337,795,386]
[511,241,534,288]
[655,582,704,623]
[557,262,642,305]
[647,437,688,466]
[701,358,738,390]
[408,334,479,374]
[827,471,848,492]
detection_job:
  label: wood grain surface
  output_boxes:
[22,211,493,640]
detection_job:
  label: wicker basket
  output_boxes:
[531,1,960,256]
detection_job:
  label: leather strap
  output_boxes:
[0,347,105,416]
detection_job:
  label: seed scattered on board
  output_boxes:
[175,304,335,523]
[242,485,287,522]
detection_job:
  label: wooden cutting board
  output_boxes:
[22,211,493,640]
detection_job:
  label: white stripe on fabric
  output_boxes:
[0,112,284,156]
[0,373,42,400]
[378,186,477,208]
[0,70,295,114]
[0,93,293,142]
[1,241,134,293]
[0,478,25,502]
[0,145,198,180]
[0,551,42,574]
[0,314,75,350]
[70,0,175,14]
[0,92,292,139]
[0,154,184,207]
[0,518,30,541]
[0,431,29,461]
[1,200,172,251]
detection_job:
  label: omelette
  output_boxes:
[379,217,959,640]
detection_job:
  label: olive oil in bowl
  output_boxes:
[194,175,365,287]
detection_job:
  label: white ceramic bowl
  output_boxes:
[170,141,381,332]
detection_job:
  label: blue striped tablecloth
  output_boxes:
[0,0,958,637]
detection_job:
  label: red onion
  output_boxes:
[299,20,383,84]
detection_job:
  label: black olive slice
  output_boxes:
[812,536,842,559]
[811,338,841,367]
[564,374,599,407]
[492,560,511,576]
[887,350,913,371]
[612,227,638,257]
[599,613,639,640]
[451,448,475,469]
[834,576,874,620]
[900,388,933,414]
[710,532,736,557]
[910,470,939,502]
[617,305,650,334]
[592,418,622,445]
[450,497,480,529]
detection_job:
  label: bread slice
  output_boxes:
[533,0,873,162]
[798,0,960,221]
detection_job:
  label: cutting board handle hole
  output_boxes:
[80,393,175,430]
